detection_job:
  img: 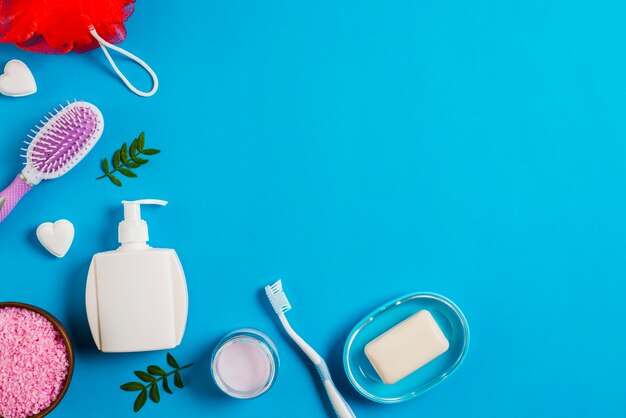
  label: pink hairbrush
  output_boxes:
[0,100,104,223]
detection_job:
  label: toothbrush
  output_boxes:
[265,280,356,418]
[0,100,104,223]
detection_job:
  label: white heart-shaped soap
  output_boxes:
[0,60,37,97]
[36,220,75,258]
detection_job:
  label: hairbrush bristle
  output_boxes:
[22,100,104,181]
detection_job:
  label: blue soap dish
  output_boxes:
[343,292,469,403]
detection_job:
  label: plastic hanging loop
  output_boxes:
[89,26,159,97]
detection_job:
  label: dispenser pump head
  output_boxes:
[118,199,168,249]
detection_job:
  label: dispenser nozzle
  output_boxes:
[119,199,168,249]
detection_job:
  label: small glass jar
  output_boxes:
[211,328,279,399]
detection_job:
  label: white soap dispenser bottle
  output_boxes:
[85,199,188,353]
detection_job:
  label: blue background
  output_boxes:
[1,1,625,417]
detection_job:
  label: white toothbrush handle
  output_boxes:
[278,313,322,363]
[278,314,356,418]
[317,360,357,418]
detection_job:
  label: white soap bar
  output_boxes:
[365,310,449,385]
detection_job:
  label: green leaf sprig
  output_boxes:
[96,132,161,187]
[120,353,193,413]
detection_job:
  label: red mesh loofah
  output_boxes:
[0,0,135,54]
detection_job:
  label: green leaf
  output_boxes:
[97,132,159,186]
[162,376,173,394]
[118,167,138,178]
[125,159,141,169]
[149,383,160,403]
[129,153,148,165]
[129,141,148,164]
[121,143,129,159]
[121,354,193,412]
[148,365,167,376]
[134,371,156,382]
[113,150,121,170]
[138,132,145,152]
[132,152,149,165]
[129,140,138,156]
[107,173,122,187]
[166,353,179,369]
[121,382,145,391]
[121,143,141,168]
[174,371,183,388]
[134,389,147,412]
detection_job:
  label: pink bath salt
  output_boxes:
[0,307,69,418]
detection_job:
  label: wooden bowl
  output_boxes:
[0,302,75,418]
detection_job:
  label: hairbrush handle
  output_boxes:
[0,175,32,223]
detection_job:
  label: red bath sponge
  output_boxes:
[0,0,135,54]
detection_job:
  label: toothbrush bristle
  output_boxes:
[265,280,292,314]
[25,100,103,177]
